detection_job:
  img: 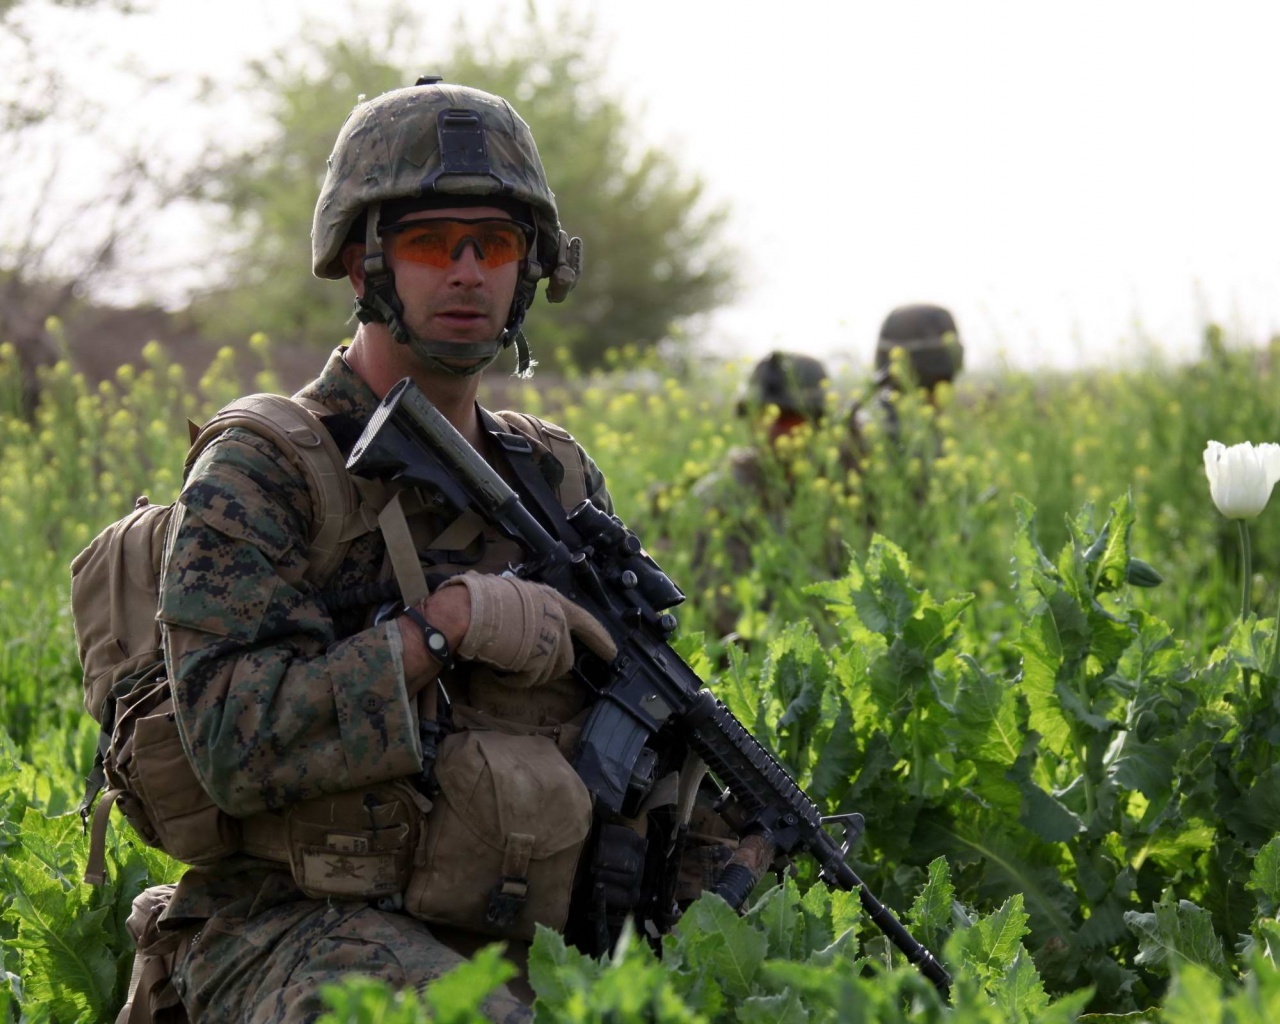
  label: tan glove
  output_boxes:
[437,572,617,688]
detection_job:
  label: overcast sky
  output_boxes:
[12,0,1280,375]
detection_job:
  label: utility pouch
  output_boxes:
[283,781,430,900]
[405,724,592,940]
[115,884,191,1024]
[90,670,240,878]
[590,822,649,915]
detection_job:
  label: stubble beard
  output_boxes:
[401,299,507,373]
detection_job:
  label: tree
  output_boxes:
[192,7,737,371]
[0,0,210,398]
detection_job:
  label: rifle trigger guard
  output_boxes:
[820,812,866,858]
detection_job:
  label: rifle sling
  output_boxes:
[479,410,585,550]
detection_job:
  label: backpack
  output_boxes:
[71,393,592,884]
[72,393,369,883]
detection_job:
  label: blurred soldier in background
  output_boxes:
[685,351,836,641]
[714,350,831,491]
[850,303,964,459]
[875,303,965,392]
[842,303,966,537]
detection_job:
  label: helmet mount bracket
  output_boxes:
[436,109,491,176]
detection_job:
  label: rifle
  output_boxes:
[347,377,951,997]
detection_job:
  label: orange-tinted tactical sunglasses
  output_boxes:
[380,217,534,270]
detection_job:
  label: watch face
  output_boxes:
[428,632,448,654]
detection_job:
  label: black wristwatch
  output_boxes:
[402,606,455,671]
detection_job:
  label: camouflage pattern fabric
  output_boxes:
[847,387,903,462]
[171,894,531,1022]
[157,347,610,1010]
[686,448,772,639]
[686,445,846,641]
[846,384,949,470]
[688,447,774,598]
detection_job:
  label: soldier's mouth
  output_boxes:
[434,312,490,332]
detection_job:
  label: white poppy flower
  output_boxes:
[1203,440,1280,519]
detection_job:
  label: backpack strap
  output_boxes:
[85,787,128,886]
[184,394,375,588]
[494,410,590,510]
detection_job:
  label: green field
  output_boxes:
[5,331,1280,1022]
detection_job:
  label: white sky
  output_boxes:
[9,0,1280,375]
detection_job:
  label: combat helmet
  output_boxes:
[312,76,581,377]
[874,304,964,390]
[735,351,830,420]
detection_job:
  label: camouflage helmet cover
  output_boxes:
[736,351,830,419]
[312,81,563,282]
[875,303,964,388]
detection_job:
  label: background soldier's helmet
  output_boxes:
[311,77,580,375]
[874,304,965,389]
[736,351,830,420]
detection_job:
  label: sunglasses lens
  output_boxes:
[387,224,451,268]
[386,219,529,269]
[470,223,528,267]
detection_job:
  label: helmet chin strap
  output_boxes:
[353,201,536,378]
[405,338,502,378]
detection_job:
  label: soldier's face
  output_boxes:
[384,205,522,346]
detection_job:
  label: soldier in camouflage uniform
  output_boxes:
[849,303,964,460]
[684,351,834,640]
[719,351,831,491]
[840,303,965,537]
[155,79,622,1023]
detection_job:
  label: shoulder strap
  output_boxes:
[494,410,590,510]
[184,394,366,587]
[481,410,581,548]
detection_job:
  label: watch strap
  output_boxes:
[403,606,455,671]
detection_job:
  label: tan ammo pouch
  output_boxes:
[241,780,430,900]
[88,671,240,883]
[405,713,593,941]
[116,884,191,1024]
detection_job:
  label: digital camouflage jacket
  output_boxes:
[157,347,611,922]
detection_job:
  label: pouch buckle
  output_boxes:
[485,875,529,927]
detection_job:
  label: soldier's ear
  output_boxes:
[341,243,368,297]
